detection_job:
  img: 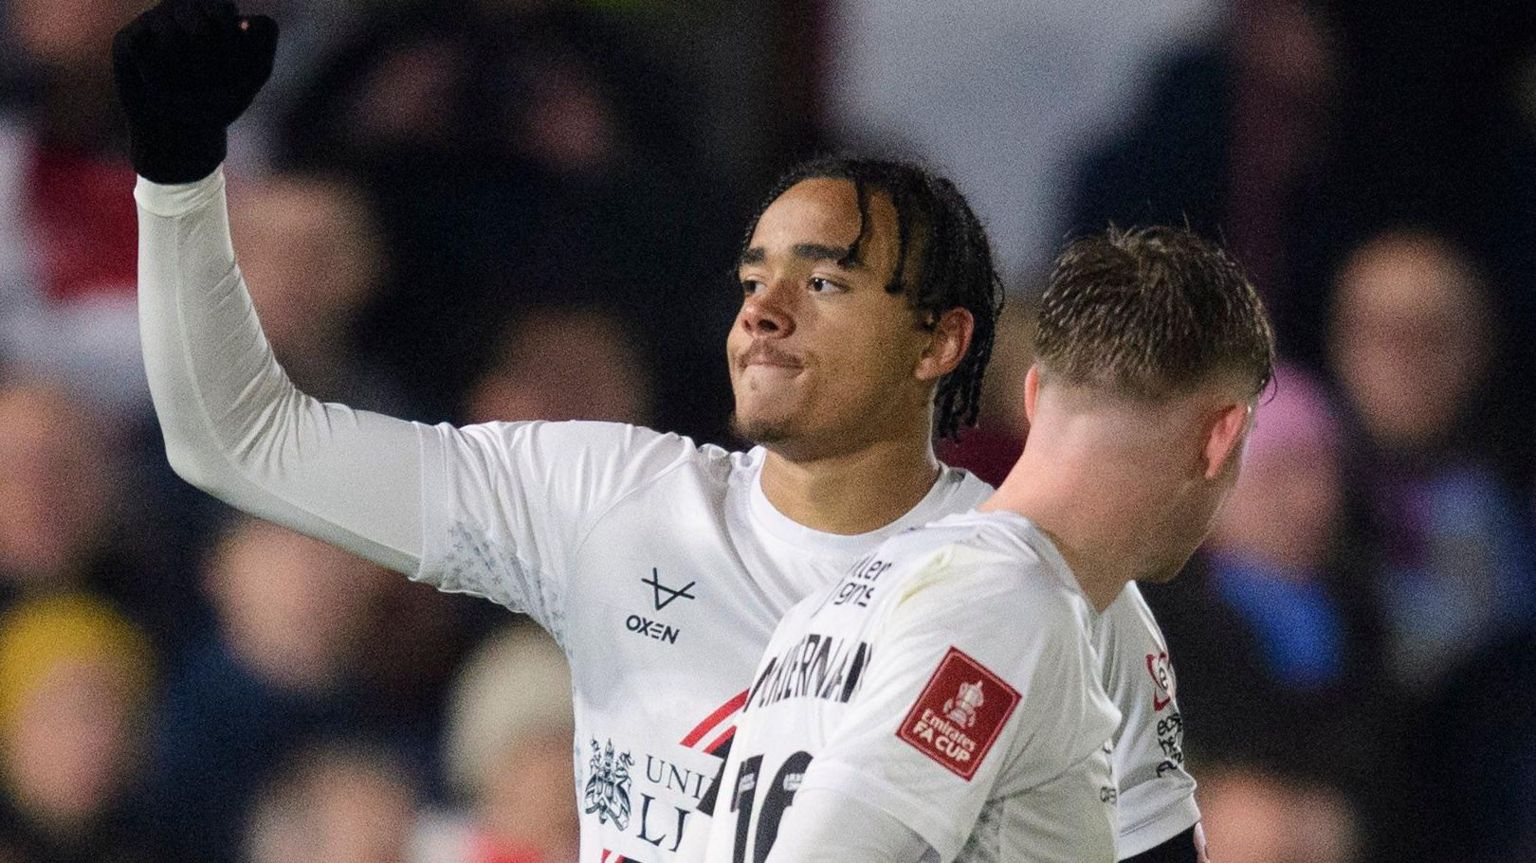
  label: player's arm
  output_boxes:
[766,788,936,863]
[689,737,930,863]
[1122,825,1205,863]
[1096,584,1203,859]
[119,5,695,634]
[118,0,425,573]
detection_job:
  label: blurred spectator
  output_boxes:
[275,2,741,436]
[1145,366,1385,798]
[1196,763,1360,863]
[1326,229,1536,861]
[1066,0,1342,362]
[1331,230,1493,459]
[0,0,150,416]
[229,170,404,409]
[416,624,577,863]
[281,2,709,189]
[353,578,496,803]
[0,374,218,661]
[463,305,653,426]
[0,379,113,600]
[244,738,421,863]
[1328,228,1536,696]
[1407,626,1536,863]
[141,517,393,863]
[0,593,164,863]
[1327,0,1536,387]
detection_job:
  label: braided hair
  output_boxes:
[739,156,1005,440]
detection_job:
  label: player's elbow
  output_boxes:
[163,434,241,501]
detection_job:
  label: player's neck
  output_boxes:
[760,436,942,535]
[981,446,1161,611]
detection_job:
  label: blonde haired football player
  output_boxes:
[697,227,1272,863]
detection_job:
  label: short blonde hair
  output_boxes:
[1036,226,1275,399]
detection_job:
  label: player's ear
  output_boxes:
[1202,401,1251,481]
[1023,365,1041,424]
[915,307,973,382]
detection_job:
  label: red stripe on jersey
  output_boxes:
[600,852,610,862]
[702,725,736,757]
[679,689,747,747]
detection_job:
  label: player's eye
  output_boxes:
[809,277,845,294]
[740,278,763,296]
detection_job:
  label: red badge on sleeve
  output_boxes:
[895,646,1021,780]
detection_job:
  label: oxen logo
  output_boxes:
[584,739,636,829]
[943,680,985,729]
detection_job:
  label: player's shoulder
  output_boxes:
[426,420,749,510]
[457,417,675,447]
[1095,581,1166,645]
[456,419,730,470]
[1103,581,1156,625]
[943,465,996,509]
[879,511,1085,617]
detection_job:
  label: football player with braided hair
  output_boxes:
[117,3,1208,859]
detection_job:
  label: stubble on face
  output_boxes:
[729,408,796,447]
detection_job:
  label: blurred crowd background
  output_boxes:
[0,0,1533,861]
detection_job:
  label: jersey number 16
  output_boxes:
[729,751,813,863]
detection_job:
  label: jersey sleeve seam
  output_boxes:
[566,434,706,560]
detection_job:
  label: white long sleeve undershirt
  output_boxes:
[136,168,425,574]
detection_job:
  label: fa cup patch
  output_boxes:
[896,647,1020,780]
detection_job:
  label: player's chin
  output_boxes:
[1142,553,1196,584]
[730,408,799,447]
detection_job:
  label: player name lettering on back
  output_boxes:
[747,632,873,711]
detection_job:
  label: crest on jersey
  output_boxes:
[583,739,636,829]
[1145,652,1176,711]
[897,647,1020,781]
[943,680,985,728]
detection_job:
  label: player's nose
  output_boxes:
[740,281,795,338]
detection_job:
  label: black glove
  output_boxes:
[112,0,278,183]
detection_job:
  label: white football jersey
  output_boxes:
[700,510,1121,863]
[413,422,1199,862]
[414,421,992,863]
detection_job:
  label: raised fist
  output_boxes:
[112,0,278,183]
